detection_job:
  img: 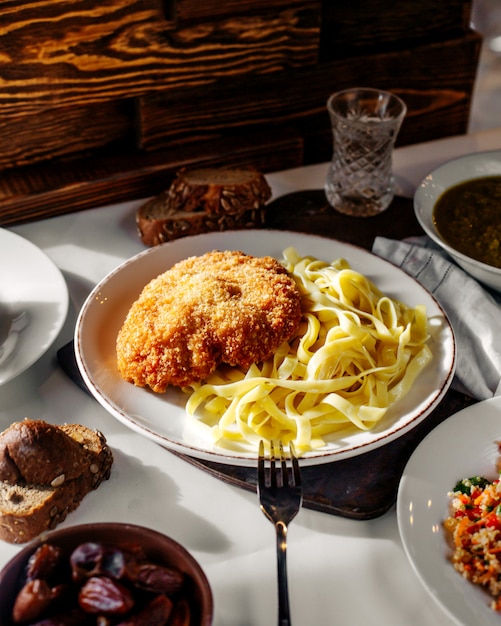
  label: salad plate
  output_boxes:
[75,229,455,466]
[397,396,501,625]
[0,228,68,385]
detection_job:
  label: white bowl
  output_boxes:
[414,150,501,292]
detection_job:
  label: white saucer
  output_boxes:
[0,228,69,384]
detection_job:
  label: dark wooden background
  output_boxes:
[0,0,481,225]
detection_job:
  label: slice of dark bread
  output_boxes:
[0,420,113,544]
[137,196,266,247]
[136,165,271,246]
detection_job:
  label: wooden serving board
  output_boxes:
[58,191,476,520]
[173,388,474,520]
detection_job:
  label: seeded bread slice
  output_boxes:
[166,166,272,216]
[136,165,271,246]
[137,196,267,247]
[0,420,113,544]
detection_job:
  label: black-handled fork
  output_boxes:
[258,440,303,626]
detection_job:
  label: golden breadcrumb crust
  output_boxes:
[116,250,302,391]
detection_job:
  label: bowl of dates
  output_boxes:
[0,522,213,625]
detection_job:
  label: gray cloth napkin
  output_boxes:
[372,236,501,401]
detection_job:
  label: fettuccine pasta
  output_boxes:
[185,247,432,452]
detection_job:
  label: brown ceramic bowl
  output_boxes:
[0,522,213,625]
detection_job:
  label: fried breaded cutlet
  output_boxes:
[116,250,302,391]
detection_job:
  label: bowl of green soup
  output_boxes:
[414,150,501,292]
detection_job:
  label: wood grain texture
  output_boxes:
[321,1,473,59]
[173,0,319,23]
[0,101,133,169]
[137,33,481,152]
[0,1,480,224]
[0,0,320,115]
[0,128,303,225]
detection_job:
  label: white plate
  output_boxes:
[397,397,501,626]
[0,228,69,385]
[75,229,455,466]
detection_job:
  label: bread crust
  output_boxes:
[136,166,271,246]
[137,200,266,247]
[0,420,92,485]
[166,166,271,216]
[0,420,113,544]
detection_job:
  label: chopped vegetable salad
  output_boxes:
[445,469,501,610]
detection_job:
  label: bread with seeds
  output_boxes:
[0,419,113,544]
[136,165,271,246]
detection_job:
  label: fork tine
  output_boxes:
[289,441,301,488]
[278,440,289,487]
[270,440,277,488]
[258,439,265,483]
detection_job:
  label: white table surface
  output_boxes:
[2,128,501,625]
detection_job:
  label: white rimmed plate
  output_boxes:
[397,397,501,626]
[0,228,68,385]
[75,229,455,466]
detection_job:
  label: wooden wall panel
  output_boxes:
[0,129,303,225]
[0,0,480,224]
[0,1,320,116]
[320,0,473,58]
[137,33,481,152]
[173,0,319,22]
[0,101,132,170]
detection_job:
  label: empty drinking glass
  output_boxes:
[325,88,407,217]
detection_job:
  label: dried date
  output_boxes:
[27,608,90,625]
[12,579,54,623]
[70,542,133,582]
[117,595,173,626]
[133,563,184,595]
[78,576,134,615]
[26,544,63,582]
[168,598,191,626]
